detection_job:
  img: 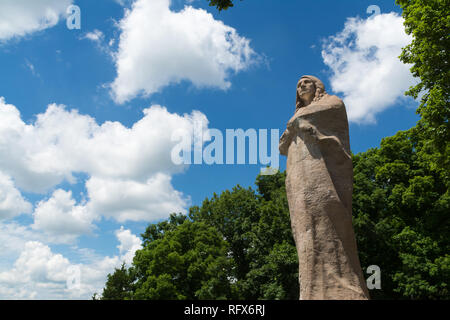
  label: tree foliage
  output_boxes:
[188,180,298,299]
[396,0,450,186]
[101,263,134,300]
[352,129,449,299]
[134,216,234,300]
[207,0,235,11]
[100,177,298,300]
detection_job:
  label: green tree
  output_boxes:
[132,219,235,300]
[396,0,450,185]
[101,263,134,300]
[207,0,235,11]
[101,174,298,300]
[353,129,449,299]
[189,176,298,299]
[140,213,188,247]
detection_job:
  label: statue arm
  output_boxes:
[280,111,303,156]
[317,135,352,161]
[279,129,292,156]
[302,122,351,162]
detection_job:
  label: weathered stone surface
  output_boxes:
[279,75,369,300]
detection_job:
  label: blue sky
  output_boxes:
[0,0,419,299]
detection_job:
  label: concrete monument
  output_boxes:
[279,75,369,300]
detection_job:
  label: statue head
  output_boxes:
[296,75,327,109]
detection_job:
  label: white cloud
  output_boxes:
[0,98,76,193]
[0,97,206,226]
[0,227,141,299]
[110,0,258,103]
[0,241,74,299]
[115,226,142,265]
[32,189,96,244]
[0,171,32,220]
[82,29,104,43]
[0,98,207,192]
[0,0,73,42]
[0,221,43,267]
[86,174,189,223]
[321,13,416,123]
[80,29,115,56]
[114,0,134,6]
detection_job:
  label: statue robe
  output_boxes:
[280,95,369,300]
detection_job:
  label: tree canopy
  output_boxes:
[207,0,235,11]
[353,129,449,299]
[396,0,450,188]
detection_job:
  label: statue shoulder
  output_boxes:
[295,94,346,118]
[323,94,345,107]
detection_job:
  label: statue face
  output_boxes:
[298,78,315,105]
[298,78,315,95]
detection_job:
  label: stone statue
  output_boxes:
[279,75,370,300]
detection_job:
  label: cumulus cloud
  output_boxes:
[86,174,189,223]
[321,12,416,123]
[115,226,142,265]
[32,189,96,244]
[0,98,76,193]
[0,98,207,193]
[0,222,43,268]
[0,97,204,228]
[110,0,258,103]
[0,0,73,42]
[0,241,76,299]
[0,226,140,299]
[0,171,32,220]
